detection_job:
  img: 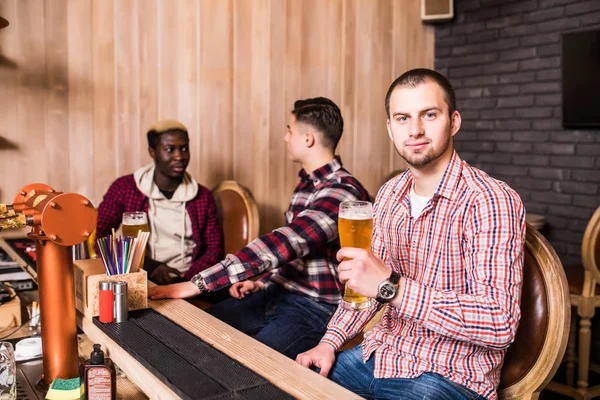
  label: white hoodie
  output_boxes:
[133,164,199,274]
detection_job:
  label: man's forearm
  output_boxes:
[393,276,520,350]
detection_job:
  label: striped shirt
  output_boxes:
[198,156,371,304]
[321,152,525,399]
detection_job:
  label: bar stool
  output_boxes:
[498,224,570,399]
[547,206,600,399]
[212,180,259,255]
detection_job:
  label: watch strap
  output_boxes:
[389,270,401,285]
[376,270,401,304]
[191,274,208,293]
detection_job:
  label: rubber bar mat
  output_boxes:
[93,308,294,400]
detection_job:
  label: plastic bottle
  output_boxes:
[81,344,116,400]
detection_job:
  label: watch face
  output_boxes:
[380,283,396,299]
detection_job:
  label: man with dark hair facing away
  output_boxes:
[296,69,525,400]
[97,120,223,285]
[149,98,371,359]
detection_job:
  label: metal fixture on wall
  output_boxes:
[421,0,454,23]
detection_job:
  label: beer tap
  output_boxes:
[0,184,96,390]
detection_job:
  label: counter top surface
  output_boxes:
[78,295,361,400]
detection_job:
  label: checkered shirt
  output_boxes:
[198,157,371,304]
[321,152,526,399]
[96,174,223,279]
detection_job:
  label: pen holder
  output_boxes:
[74,259,147,320]
[87,272,147,320]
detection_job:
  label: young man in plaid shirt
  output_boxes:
[297,69,526,400]
[149,98,371,359]
[97,120,223,285]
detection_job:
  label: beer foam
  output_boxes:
[339,209,372,220]
[122,212,147,225]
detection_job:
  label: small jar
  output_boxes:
[98,281,114,324]
[113,282,128,323]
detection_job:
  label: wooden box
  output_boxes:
[0,295,20,329]
[73,258,147,319]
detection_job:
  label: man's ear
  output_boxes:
[386,119,393,142]
[305,132,316,148]
[450,111,461,137]
[148,147,156,160]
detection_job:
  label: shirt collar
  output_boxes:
[435,151,463,200]
[298,156,343,185]
[393,151,463,201]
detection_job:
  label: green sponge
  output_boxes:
[45,377,83,400]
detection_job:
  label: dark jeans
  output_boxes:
[207,284,337,359]
[329,345,485,400]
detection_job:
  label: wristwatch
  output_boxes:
[191,274,208,293]
[376,270,401,303]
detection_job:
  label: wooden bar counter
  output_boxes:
[77,295,361,400]
[0,232,357,399]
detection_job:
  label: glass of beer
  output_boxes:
[338,200,373,311]
[122,211,149,270]
[122,211,149,238]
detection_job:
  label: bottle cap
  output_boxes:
[114,281,127,294]
[90,344,105,365]
[99,281,114,291]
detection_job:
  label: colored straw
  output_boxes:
[96,231,150,276]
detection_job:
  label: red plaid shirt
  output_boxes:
[198,157,371,304]
[321,152,525,399]
[96,175,223,279]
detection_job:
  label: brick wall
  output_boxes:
[435,0,600,265]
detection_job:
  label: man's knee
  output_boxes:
[328,347,364,381]
[327,347,374,396]
[379,373,479,400]
[206,296,237,319]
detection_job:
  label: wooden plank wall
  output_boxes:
[0,0,433,234]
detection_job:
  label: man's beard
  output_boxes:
[398,131,452,168]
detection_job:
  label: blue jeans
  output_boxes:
[328,345,485,400]
[207,284,337,359]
